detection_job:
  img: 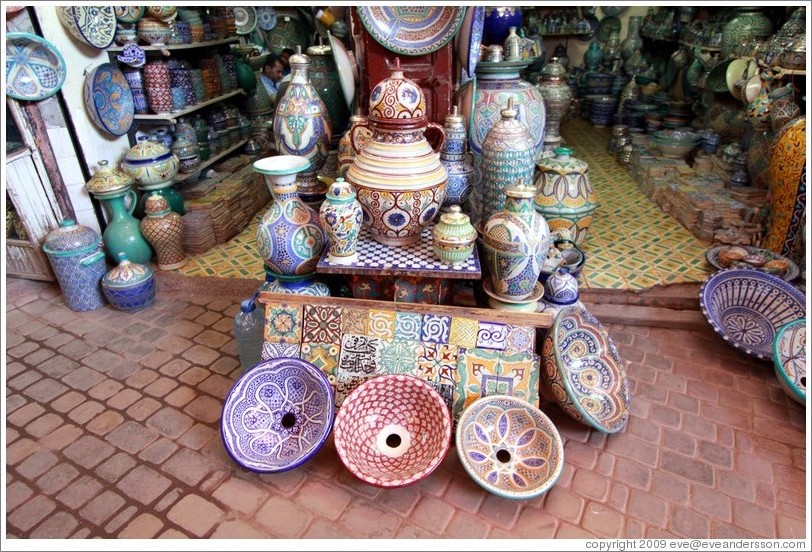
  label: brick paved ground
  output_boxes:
[4,278,807,540]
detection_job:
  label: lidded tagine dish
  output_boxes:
[120,136,179,190]
[542,305,631,433]
[456,395,564,500]
[345,58,448,246]
[333,374,452,488]
[84,160,133,199]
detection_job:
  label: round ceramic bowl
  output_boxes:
[456,395,564,500]
[541,305,631,433]
[334,374,452,488]
[221,357,335,473]
[700,269,806,361]
[772,318,806,405]
[654,141,697,159]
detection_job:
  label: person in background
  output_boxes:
[260,54,284,105]
[279,48,295,76]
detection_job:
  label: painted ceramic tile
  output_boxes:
[417,342,459,384]
[421,314,451,344]
[377,339,420,375]
[476,321,508,350]
[300,342,340,384]
[367,309,395,339]
[264,304,302,344]
[449,317,478,349]
[453,347,540,423]
[337,334,381,376]
[335,372,375,407]
[303,305,342,345]
[340,308,368,335]
[261,341,301,361]
[504,325,537,355]
[394,312,423,341]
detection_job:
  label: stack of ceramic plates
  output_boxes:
[181,210,216,254]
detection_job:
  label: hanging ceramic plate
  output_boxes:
[455,6,485,77]
[56,6,116,49]
[596,15,621,43]
[579,14,600,42]
[328,31,356,110]
[83,63,135,137]
[234,7,257,36]
[256,6,277,31]
[266,14,310,56]
[6,33,67,101]
[358,6,466,56]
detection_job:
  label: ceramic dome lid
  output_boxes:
[536,147,588,175]
[123,137,173,165]
[42,219,101,256]
[306,43,331,56]
[85,160,133,195]
[540,61,568,81]
[368,58,427,125]
[326,177,356,203]
[288,45,311,68]
[144,194,172,215]
[103,253,153,288]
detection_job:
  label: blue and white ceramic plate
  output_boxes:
[56,6,116,49]
[83,63,134,137]
[257,6,277,31]
[358,7,466,57]
[6,33,67,101]
[221,357,335,473]
[700,269,806,361]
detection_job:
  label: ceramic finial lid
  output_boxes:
[445,105,464,125]
[144,193,171,215]
[501,98,518,119]
[326,177,356,202]
[85,160,133,195]
[43,219,102,254]
[289,45,310,66]
[368,57,426,123]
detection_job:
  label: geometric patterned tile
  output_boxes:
[263,304,302,344]
[261,341,301,361]
[367,309,395,340]
[303,305,342,345]
[448,317,478,349]
[421,314,450,344]
[394,312,423,341]
[300,342,340,384]
[376,339,420,375]
[504,325,536,355]
[475,322,508,350]
[341,308,368,335]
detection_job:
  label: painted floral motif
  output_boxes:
[377,339,421,375]
[264,304,302,344]
[303,306,342,344]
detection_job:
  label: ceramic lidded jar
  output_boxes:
[101,253,156,312]
[432,205,477,267]
[121,136,184,215]
[255,155,327,278]
[543,267,579,306]
[273,46,333,206]
[440,106,474,212]
[480,184,551,300]
[537,62,572,150]
[533,147,598,247]
[480,99,536,228]
[85,159,133,198]
[319,177,363,265]
[42,220,108,312]
[337,111,371,177]
[140,193,188,270]
[345,58,448,246]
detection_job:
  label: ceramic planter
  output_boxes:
[42,220,108,312]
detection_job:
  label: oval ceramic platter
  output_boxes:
[6,33,67,101]
[84,63,135,137]
[705,245,800,281]
[358,6,466,56]
[455,6,485,77]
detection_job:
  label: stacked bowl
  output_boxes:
[651,128,701,159]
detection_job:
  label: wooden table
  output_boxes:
[316,224,481,304]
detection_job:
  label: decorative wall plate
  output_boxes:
[56,6,116,49]
[455,5,485,77]
[705,245,799,281]
[6,33,67,101]
[84,63,134,137]
[266,14,309,56]
[456,395,564,499]
[256,6,277,31]
[328,31,355,109]
[234,6,257,36]
[579,14,600,41]
[221,357,335,473]
[700,269,806,360]
[595,15,621,43]
[358,6,466,57]
[773,318,806,405]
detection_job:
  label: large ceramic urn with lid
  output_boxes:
[345,58,448,246]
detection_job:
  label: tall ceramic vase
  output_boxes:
[537,61,572,152]
[140,193,188,270]
[345,58,447,246]
[273,47,333,207]
[479,99,536,228]
[480,184,550,300]
[440,106,474,212]
[255,155,327,277]
[763,116,805,262]
[620,16,643,62]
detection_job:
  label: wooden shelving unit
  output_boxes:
[106,36,239,54]
[133,89,246,124]
[173,138,249,183]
